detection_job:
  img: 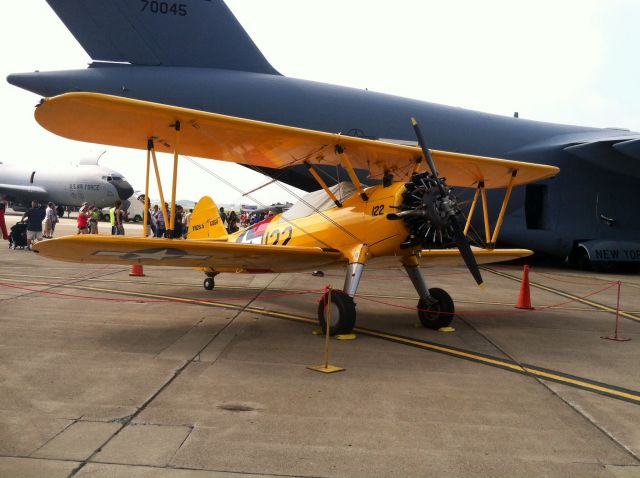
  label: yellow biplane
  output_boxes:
[32,93,558,334]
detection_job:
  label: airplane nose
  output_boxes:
[114,181,134,200]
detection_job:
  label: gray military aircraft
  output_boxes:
[0,157,134,211]
[7,0,640,269]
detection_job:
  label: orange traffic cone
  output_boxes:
[515,265,534,309]
[129,264,145,277]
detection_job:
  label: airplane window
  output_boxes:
[106,176,113,181]
[112,176,122,181]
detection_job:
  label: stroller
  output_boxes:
[9,222,28,249]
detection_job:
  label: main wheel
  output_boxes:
[418,287,454,330]
[203,277,215,290]
[317,290,356,336]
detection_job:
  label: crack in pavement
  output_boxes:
[66,273,283,478]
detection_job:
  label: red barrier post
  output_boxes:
[602,281,631,342]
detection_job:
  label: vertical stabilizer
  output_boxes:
[187,196,228,241]
[44,0,280,74]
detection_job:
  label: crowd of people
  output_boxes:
[0,197,279,250]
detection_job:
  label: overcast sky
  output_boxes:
[1,0,638,206]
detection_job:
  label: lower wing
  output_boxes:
[365,248,532,270]
[33,236,344,273]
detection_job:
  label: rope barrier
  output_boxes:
[0,264,631,320]
[356,280,620,317]
[0,280,325,305]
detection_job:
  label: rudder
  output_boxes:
[44,0,280,74]
[187,196,228,241]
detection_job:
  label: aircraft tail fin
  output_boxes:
[187,196,228,241]
[44,0,280,74]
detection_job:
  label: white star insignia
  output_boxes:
[94,248,209,261]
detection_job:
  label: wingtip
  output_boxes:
[478,282,486,290]
[410,117,417,126]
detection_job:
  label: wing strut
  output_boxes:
[143,139,152,237]
[149,140,171,238]
[335,144,369,201]
[464,173,519,248]
[304,161,343,207]
[168,121,181,237]
[463,184,481,236]
[489,170,518,247]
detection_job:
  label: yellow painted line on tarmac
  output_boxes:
[483,267,640,323]
[1,276,638,405]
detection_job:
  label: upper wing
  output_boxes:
[35,92,559,188]
[33,236,344,273]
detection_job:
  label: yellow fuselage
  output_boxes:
[230,183,409,263]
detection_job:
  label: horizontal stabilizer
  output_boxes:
[563,138,640,178]
[33,236,344,273]
[44,0,279,74]
[613,138,640,160]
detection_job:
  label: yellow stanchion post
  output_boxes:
[308,287,345,374]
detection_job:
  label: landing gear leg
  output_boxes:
[317,262,363,335]
[203,271,218,291]
[404,263,455,330]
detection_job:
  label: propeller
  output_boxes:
[397,117,484,287]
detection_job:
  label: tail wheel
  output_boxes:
[418,287,454,329]
[317,290,356,336]
[203,277,215,290]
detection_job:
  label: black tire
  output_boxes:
[418,287,454,330]
[568,246,591,270]
[317,290,356,336]
[203,277,215,290]
[133,215,142,223]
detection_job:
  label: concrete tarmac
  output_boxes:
[0,217,639,477]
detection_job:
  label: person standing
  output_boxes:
[182,208,193,238]
[219,207,228,228]
[114,200,125,235]
[150,204,159,237]
[44,202,55,238]
[76,205,90,234]
[89,206,100,234]
[155,204,168,238]
[0,198,9,241]
[109,203,117,235]
[21,200,46,249]
[174,205,184,239]
[50,203,59,238]
[227,210,239,233]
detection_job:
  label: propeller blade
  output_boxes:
[450,213,484,287]
[411,117,447,196]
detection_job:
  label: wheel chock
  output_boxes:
[438,326,456,333]
[307,364,345,374]
[335,334,357,340]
